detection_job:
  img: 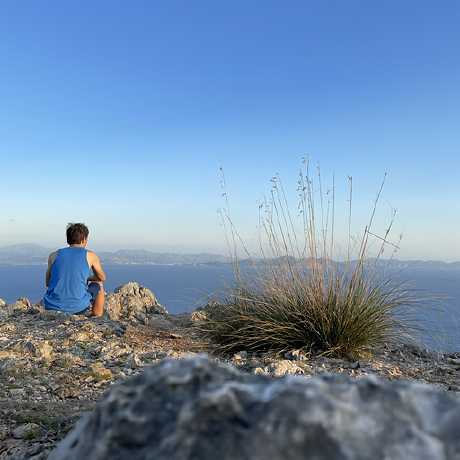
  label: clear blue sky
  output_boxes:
[1,1,459,261]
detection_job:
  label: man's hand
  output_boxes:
[87,274,103,284]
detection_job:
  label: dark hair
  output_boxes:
[66,223,89,245]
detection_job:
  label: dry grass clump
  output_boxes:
[202,159,423,357]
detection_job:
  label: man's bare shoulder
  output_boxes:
[86,250,101,261]
[48,250,58,262]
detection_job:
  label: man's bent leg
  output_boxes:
[89,281,105,317]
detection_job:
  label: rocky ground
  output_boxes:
[1,283,460,459]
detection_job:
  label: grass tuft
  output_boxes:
[202,160,426,357]
[81,371,112,381]
[23,428,39,441]
[8,384,22,389]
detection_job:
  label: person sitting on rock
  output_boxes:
[44,222,106,316]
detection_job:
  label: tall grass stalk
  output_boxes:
[204,159,425,357]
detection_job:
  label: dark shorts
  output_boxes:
[74,282,101,315]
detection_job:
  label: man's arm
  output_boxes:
[87,251,106,282]
[45,251,58,287]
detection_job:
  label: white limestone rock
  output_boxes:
[22,340,53,358]
[190,310,207,323]
[125,353,144,369]
[103,282,167,321]
[265,359,305,377]
[0,297,30,317]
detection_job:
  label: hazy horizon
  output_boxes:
[1,2,458,262]
[1,242,459,265]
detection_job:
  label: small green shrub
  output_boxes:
[40,359,51,368]
[51,360,72,371]
[2,368,17,375]
[8,384,22,389]
[22,411,65,434]
[27,369,47,376]
[23,429,39,441]
[81,371,112,382]
[49,417,75,436]
[22,412,49,425]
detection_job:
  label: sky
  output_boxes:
[0,1,459,262]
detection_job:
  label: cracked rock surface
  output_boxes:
[50,355,460,460]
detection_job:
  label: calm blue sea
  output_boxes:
[0,264,235,313]
[0,264,459,352]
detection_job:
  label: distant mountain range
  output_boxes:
[0,244,459,269]
[97,249,232,265]
[0,244,57,264]
[0,244,232,265]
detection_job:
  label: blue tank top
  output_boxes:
[44,247,92,314]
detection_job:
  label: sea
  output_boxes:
[1,264,459,353]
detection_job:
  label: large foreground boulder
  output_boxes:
[50,355,460,460]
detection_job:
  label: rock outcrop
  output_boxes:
[103,282,167,322]
[50,355,460,460]
[0,298,30,318]
[0,282,167,324]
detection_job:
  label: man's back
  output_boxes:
[44,247,92,314]
[45,223,106,316]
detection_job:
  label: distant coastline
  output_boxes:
[0,244,459,269]
[0,244,232,266]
